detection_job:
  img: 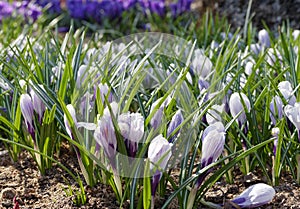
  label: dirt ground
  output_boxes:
[1,142,300,209]
[193,0,300,31]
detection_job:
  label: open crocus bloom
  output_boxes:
[231,183,275,208]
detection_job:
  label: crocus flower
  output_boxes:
[206,104,224,125]
[278,81,296,105]
[229,92,251,127]
[63,104,78,139]
[272,127,280,156]
[284,102,300,142]
[231,183,275,208]
[118,112,144,157]
[94,107,117,167]
[195,123,225,188]
[250,43,261,55]
[269,96,284,126]
[191,49,213,79]
[150,96,171,130]
[293,30,300,40]
[258,29,271,48]
[148,134,172,197]
[30,86,46,123]
[167,110,184,143]
[20,94,35,139]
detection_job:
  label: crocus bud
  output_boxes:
[192,49,212,79]
[63,104,78,139]
[150,97,171,130]
[206,104,224,125]
[30,86,45,123]
[94,109,117,166]
[148,134,172,196]
[258,29,270,48]
[272,127,280,156]
[20,94,35,139]
[118,112,144,157]
[167,110,184,143]
[19,80,26,90]
[195,123,225,188]
[245,61,254,76]
[76,65,88,88]
[284,102,300,141]
[278,81,296,105]
[269,96,283,126]
[229,92,251,127]
[98,83,114,103]
[250,43,261,55]
[201,124,226,168]
[231,183,275,208]
[292,30,300,40]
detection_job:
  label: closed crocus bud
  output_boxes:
[98,83,114,103]
[192,49,213,79]
[76,65,88,88]
[245,61,254,76]
[278,81,296,105]
[30,86,45,123]
[201,125,225,168]
[148,134,172,196]
[270,96,284,126]
[250,43,261,55]
[206,104,224,125]
[94,110,117,166]
[293,30,300,40]
[229,92,251,127]
[63,104,78,139]
[167,110,184,143]
[231,183,275,208]
[118,112,144,157]
[150,97,171,130]
[272,127,280,156]
[20,94,35,139]
[284,103,300,141]
[258,29,271,48]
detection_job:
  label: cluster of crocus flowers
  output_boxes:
[20,85,46,140]
[250,29,271,54]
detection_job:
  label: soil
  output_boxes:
[193,0,300,31]
[1,141,300,209]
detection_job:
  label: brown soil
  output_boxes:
[193,0,300,31]
[1,142,300,209]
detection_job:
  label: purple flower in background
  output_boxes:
[148,134,172,197]
[167,109,184,143]
[118,112,144,157]
[269,96,283,126]
[0,1,13,21]
[20,94,35,139]
[33,0,61,13]
[231,183,275,208]
[150,96,171,130]
[170,0,193,17]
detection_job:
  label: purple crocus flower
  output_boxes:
[148,134,172,197]
[269,96,283,126]
[94,107,117,167]
[20,94,35,139]
[167,109,184,143]
[118,112,144,157]
[272,127,279,156]
[63,104,78,139]
[229,92,251,128]
[284,102,300,142]
[195,122,225,188]
[231,183,275,208]
[258,29,271,48]
[150,96,171,130]
[30,86,46,124]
